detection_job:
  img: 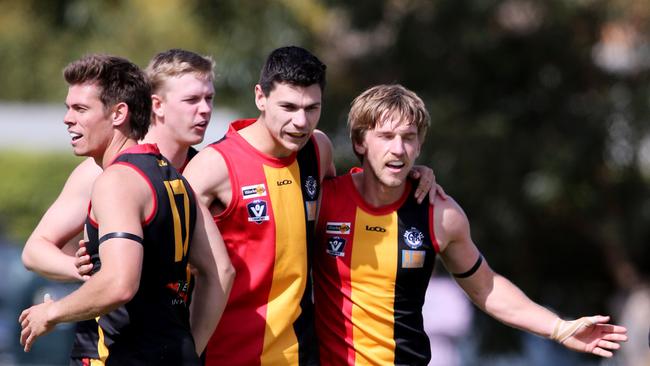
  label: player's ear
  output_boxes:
[254,85,266,112]
[353,140,366,156]
[151,94,164,118]
[111,102,129,127]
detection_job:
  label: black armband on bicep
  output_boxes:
[453,255,483,278]
[99,232,144,245]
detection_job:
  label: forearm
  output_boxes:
[471,273,558,338]
[190,271,231,354]
[48,270,134,325]
[22,238,82,282]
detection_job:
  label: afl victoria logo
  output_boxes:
[247,199,270,224]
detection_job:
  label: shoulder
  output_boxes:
[184,147,229,185]
[62,158,102,194]
[312,129,333,154]
[92,164,150,201]
[432,195,470,252]
[312,129,334,179]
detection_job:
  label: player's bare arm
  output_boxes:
[22,157,102,281]
[434,196,627,358]
[19,165,148,351]
[187,202,235,354]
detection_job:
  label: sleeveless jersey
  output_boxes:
[71,144,199,365]
[313,173,440,366]
[203,119,320,366]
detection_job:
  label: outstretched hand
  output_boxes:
[556,315,628,358]
[409,165,447,204]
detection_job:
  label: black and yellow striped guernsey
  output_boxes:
[313,173,440,366]
[71,144,199,365]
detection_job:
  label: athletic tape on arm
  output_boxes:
[551,316,597,344]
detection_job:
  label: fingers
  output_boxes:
[18,309,28,323]
[24,333,35,353]
[77,263,93,277]
[597,339,621,350]
[428,184,448,204]
[408,170,421,179]
[602,332,628,342]
[591,347,613,358]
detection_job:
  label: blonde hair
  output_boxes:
[145,49,215,94]
[348,84,430,160]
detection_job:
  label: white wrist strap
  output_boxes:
[550,316,597,344]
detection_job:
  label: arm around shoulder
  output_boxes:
[22,157,102,281]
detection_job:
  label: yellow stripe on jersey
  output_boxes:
[94,317,108,365]
[350,209,398,365]
[260,162,306,365]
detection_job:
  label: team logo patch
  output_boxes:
[304,176,318,200]
[403,227,424,249]
[326,222,351,235]
[402,250,426,268]
[247,199,270,223]
[365,225,386,232]
[242,184,267,199]
[326,236,346,257]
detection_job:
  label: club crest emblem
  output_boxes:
[304,176,318,199]
[403,227,424,249]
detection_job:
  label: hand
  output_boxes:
[75,240,93,281]
[19,293,56,352]
[409,165,447,204]
[555,315,628,358]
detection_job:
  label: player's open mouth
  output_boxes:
[70,132,82,142]
[286,132,306,138]
[386,161,405,169]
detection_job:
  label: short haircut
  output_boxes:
[348,84,430,161]
[258,46,326,96]
[146,48,215,94]
[64,54,151,140]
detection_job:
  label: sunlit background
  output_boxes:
[1,0,649,365]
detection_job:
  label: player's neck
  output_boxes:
[238,117,294,158]
[142,125,189,170]
[352,171,406,208]
[98,135,138,169]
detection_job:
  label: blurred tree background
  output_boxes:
[1,0,649,363]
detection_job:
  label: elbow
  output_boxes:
[221,264,236,293]
[21,247,37,272]
[106,279,139,306]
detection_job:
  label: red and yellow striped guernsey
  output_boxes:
[314,173,440,366]
[204,119,320,366]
